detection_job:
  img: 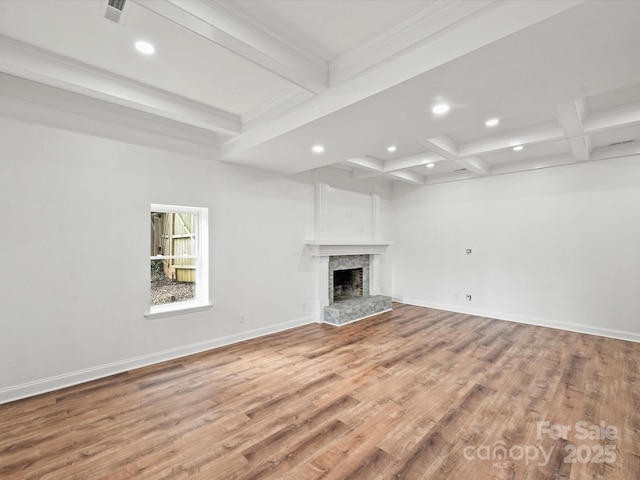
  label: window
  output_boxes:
[147,204,210,318]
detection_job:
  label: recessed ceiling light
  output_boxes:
[426,163,435,168]
[135,40,155,55]
[387,145,397,153]
[432,103,450,115]
[485,118,499,127]
[513,145,524,151]
[312,144,325,154]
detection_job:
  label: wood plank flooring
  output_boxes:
[1,303,640,479]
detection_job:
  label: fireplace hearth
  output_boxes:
[325,253,391,325]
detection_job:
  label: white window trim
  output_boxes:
[145,303,212,320]
[146,204,211,319]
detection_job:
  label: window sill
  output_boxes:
[145,303,213,320]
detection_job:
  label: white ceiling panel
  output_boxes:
[587,82,640,115]
[233,0,435,61]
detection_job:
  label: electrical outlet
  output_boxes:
[466,294,472,301]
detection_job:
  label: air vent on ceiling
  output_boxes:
[104,0,126,24]
[109,0,126,10]
[608,139,634,147]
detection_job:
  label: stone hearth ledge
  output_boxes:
[323,295,392,326]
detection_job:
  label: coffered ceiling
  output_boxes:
[1,0,639,186]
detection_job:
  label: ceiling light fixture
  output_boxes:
[426,163,435,168]
[513,145,524,151]
[485,118,499,127]
[432,103,450,115]
[312,144,325,154]
[387,145,397,153]
[135,40,155,55]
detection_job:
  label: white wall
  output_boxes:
[0,100,320,402]
[0,80,396,403]
[391,158,640,342]
[312,168,394,297]
[321,185,374,241]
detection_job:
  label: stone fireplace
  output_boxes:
[306,242,392,325]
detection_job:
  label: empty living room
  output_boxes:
[1,1,639,479]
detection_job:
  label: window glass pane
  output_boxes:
[150,211,198,306]
[150,260,196,306]
[172,212,198,257]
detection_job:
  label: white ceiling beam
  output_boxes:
[350,154,448,181]
[351,169,383,180]
[556,98,592,161]
[591,142,640,161]
[566,135,592,161]
[458,124,566,157]
[241,87,313,129]
[420,136,459,158]
[387,170,426,185]
[329,0,493,86]
[420,137,493,177]
[350,166,422,184]
[490,155,576,176]
[0,72,218,158]
[555,98,587,134]
[345,156,385,173]
[383,153,445,172]
[352,170,420,184]
[330,0,583,86]
[424,170,479,185]
[583,104,640,132]
[0,35,241,135]
[456,156,492,176]
[137,0,328,94]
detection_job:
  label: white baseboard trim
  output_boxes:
[0,315,315,405]
[393,297,640,344]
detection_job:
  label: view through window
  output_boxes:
[150,205,208,314]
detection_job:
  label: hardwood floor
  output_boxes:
[2,304,639,479]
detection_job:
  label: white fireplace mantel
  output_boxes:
[305,241,392,257]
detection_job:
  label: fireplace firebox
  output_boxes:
[333,268,363,301]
